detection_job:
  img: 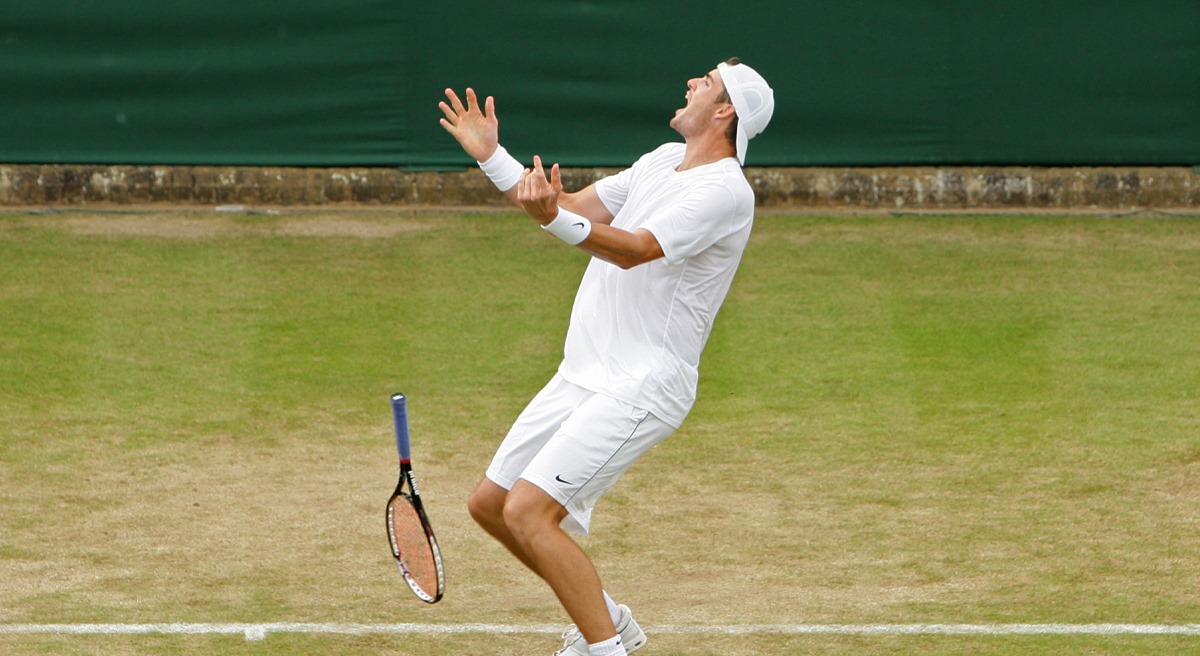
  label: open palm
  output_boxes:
[439,87,499,162]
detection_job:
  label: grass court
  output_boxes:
[1,209,1197,655]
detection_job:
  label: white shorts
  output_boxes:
[485,374,676,536]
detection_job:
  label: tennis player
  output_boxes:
[439,58,773,656]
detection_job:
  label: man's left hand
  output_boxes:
[517,156,562,226]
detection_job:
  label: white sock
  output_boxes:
[588,634,627,656]
[602,590,622,627]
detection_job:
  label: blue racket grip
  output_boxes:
[391,393,411,462]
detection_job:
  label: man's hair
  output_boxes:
[715,57,741,150]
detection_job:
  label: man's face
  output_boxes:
[670,67,731,136]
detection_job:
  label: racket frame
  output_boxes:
[386,393,445,603]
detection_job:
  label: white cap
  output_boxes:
[717,61,774,164]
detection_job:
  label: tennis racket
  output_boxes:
[385,392,445,603]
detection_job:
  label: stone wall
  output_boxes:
[2,164,1197,209]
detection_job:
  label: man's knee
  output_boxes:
[502,480,567,541]
[467,479,508,528]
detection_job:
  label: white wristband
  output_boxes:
[542,207,592,246]
[476,145,523,192]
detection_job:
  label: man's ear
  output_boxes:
[714,102,737,120]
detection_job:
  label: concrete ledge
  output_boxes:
[749,166,1200,210]
[1,164,1197,209]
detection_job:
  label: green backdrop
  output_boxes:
[1,1,1197,167]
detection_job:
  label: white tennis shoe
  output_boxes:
[554,604,647,655]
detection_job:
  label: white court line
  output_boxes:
[1,623,1199,641]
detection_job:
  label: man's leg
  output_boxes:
[467,477,544,577]
[502,479,618,645]
[468,385,669,652]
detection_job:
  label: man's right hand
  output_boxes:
[438,88,499,162]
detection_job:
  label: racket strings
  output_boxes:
[387,496,440,597]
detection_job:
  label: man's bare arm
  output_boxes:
[577,225,663,269]
[560,184,615,226]
[518,157,660,269]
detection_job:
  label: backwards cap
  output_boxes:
[717,61,774,165]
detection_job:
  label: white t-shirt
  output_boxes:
[556,142,755,428]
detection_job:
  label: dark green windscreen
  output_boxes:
[1,1,1196,166]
